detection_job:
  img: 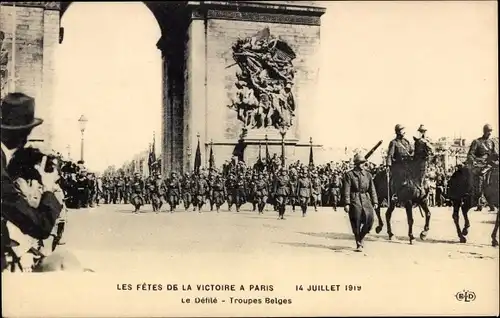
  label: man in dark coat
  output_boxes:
[386,124,414,201]
[343,153,378,251]
[1,93,63,272]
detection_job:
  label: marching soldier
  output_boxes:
[329,172,342,211]
[130,173,145,213]
[386,124,414,202]
[234,174,247,212]
[273,168,291,220]
[466,124,498,208]
[117,176,126,204]
[110,177,118,204]
[166,172,182,212]
[181,172,194,211]
[211,174,227,213]
[194,174,209,212]
[124,176,132,204]
[253,173,269,214]
[311,173,322,212]
[296,169,313,217]
[343,153,379,251]
[225,172,237,211]
[289,168,299,212]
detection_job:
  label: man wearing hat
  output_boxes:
[343,153,379,251]
[466,124,498,207]
[386,124,414,200]
[1,92,63,271]
[413,124,434,186]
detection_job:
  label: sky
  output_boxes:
[52,1,498,171]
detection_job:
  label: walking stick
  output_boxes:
[386,168,390,208]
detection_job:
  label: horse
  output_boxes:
[447,154,499,246]
[373,159,432,244]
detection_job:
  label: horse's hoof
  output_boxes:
[375,226,383,234]
[459,236,467,243]
[492,239,499,247]
[461,228,469,236]
[409,235,415,245]
[387,233,394,241]
[420,231,428,241]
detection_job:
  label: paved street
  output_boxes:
[63,203,499,273]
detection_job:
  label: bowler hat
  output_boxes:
[417,124,427,132]
[353,153,367,164]
[1,93,43,130]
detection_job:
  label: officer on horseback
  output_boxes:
[386,124,414,201]
[466,124,498,208]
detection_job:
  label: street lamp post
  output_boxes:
[78,115,88,162]
[278,126,287,167]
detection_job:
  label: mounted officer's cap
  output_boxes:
[417,124,427,132]
[353,153,367,164]
[394,124,404,132]
[483,124,493,132]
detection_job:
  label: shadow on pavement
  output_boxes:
[481,220,496,225]
[274,241,355,254]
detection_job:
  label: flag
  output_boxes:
[258,142,262,161]
[309,143,314,167]
[209,142,215,169]
[194,137,201,174]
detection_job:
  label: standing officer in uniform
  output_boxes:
[466,124,498,208]
[194,173,209,212]
[343,153,379,251]
[181,172,193,211]
[211,174,226,213]
[253,173,269,214]
[273,168,291,220]
[386,124,414,201]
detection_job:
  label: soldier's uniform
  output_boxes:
[124,176,132,204]
[466,124,498,205]
[194,174,209,212]
[76,171,89,208]
[296,172,313,216]
[328,173,341,211]
[273,169,290,219]
[117,177,126,204]
[413,125,434,186]
[387,125,414,198]
[109,177,118,204]
[288,170,298,212]
[311,174,322,211]
[211,175,226,212]
[181,173,194,211]
[225,173,237,211]
[253,174,269,214]
[166,172,181,212]
[343,153,378,251]
[130,174,145,213]
[234,176,246,212]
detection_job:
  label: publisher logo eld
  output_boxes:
[455,290,476,302]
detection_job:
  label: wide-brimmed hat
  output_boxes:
[353,153,367,164]
[417,124,427,132]
[1,93,43,130]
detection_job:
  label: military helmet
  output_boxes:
[353,153,367,165]
[417,124,427,132]
[394,124,404,132]
[483,124,493,132]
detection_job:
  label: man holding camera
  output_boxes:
[1,93,63,272]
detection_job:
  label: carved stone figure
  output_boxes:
[0,31,9,100]
[228,27,296,130]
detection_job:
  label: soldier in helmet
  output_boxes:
[386,124,414,202]
[273,167,291,220]
[234,173,247,212]
[181,172,194,211]
[253,172,270,214]
[166,171,181,212]
[466,124,498,208]
[296,168,313,217]
[211,173,227,213]
[130,173,145,213]
[343,153,379,251]
[193,173,209,212]
[225,172,237,211]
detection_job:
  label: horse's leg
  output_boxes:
[385,202,396,240]
[452,200,466,243]
[491,209,499,247]
[461,198,471,237]
[375,203,384,234]
[405,202,415,244]
[419,200,431,241]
